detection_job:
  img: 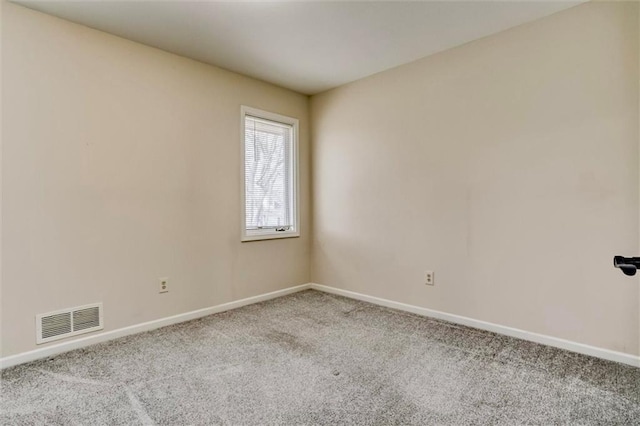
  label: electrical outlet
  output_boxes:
[425,271,434,286]
[159,278,169,294]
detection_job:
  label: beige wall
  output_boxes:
[0,0,4,358]
[311,2,640,355]
[1,2,310,357]
[2,1,639,360]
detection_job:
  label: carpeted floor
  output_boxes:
[1,289,639,425]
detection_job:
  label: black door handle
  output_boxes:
[613,256,640,276]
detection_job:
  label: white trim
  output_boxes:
[1,283,311,369]
[240,105,300,242]
[310,283,640,367]
[5,282,637,369]
[242,228,299,242]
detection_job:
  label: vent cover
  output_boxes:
[36,303,103,344]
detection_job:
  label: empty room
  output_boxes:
[1,0,639,424]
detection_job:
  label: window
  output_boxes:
[241,106,299,241]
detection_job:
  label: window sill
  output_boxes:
[241,230,300,242]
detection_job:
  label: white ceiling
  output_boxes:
[15,0,584,95]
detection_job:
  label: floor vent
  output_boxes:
[36,303,103,344]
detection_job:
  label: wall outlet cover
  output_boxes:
[425,271,434,286]
[159,278,169,293]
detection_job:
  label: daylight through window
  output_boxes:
[242,107,299,241]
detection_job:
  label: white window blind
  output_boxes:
[243,109,298,240]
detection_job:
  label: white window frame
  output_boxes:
[241,106,300,242]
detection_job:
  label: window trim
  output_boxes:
[240,106,300,242]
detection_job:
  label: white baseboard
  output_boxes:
[310,283,640,368]
[0,283,312,369]
[3,282,638,369]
